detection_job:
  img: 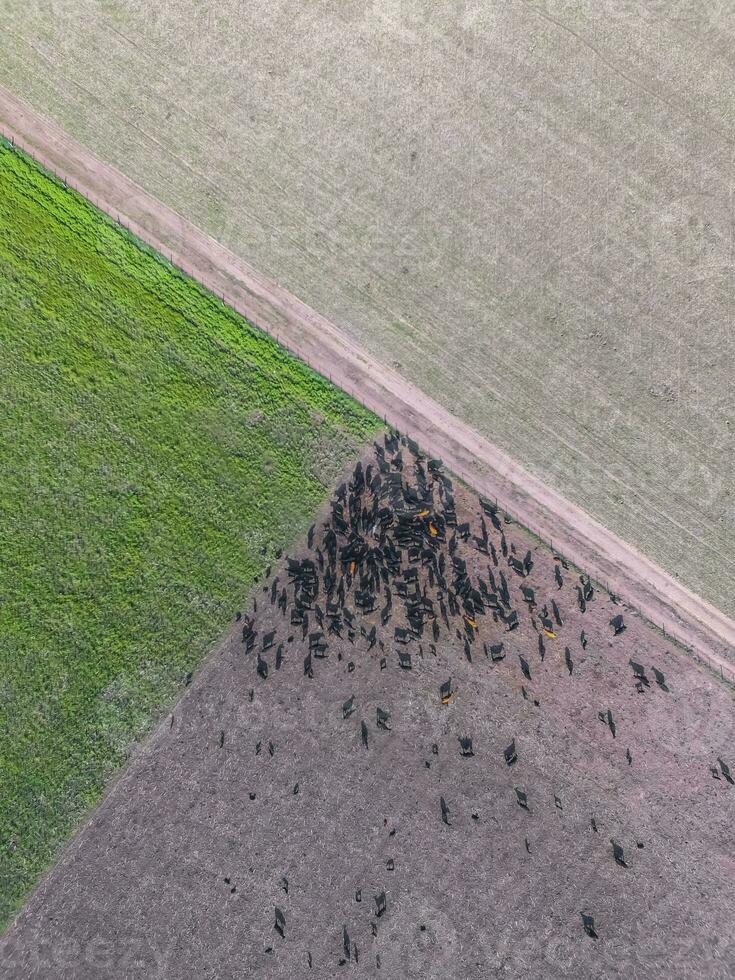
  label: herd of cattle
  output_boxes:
[231,430,732,968]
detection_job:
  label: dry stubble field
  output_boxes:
[1,0,733,622]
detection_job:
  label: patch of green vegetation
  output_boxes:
[0,140,379,928]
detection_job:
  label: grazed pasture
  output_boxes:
[2,438,731,978]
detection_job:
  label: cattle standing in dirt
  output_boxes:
[581,913,598,939]
[611,614,626,635]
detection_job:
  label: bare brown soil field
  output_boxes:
[0,1,733,623]
[1,440,732,979]
[2,86,734,684]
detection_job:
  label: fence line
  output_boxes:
[3,126,733,686]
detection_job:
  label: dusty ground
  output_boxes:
[0,1,733,623]
[1,440,732,979]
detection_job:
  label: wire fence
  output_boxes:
[3,125,733,686]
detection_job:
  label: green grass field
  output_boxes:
[0,140,379,929]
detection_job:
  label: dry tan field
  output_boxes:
[1,0,733,624]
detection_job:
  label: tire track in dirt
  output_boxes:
[2,84,733,679]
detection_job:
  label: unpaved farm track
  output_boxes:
[2,86,734,678]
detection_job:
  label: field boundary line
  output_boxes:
[1,84,733,681]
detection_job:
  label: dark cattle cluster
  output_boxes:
[225,430,729,968]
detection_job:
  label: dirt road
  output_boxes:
[2,85,733,678]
